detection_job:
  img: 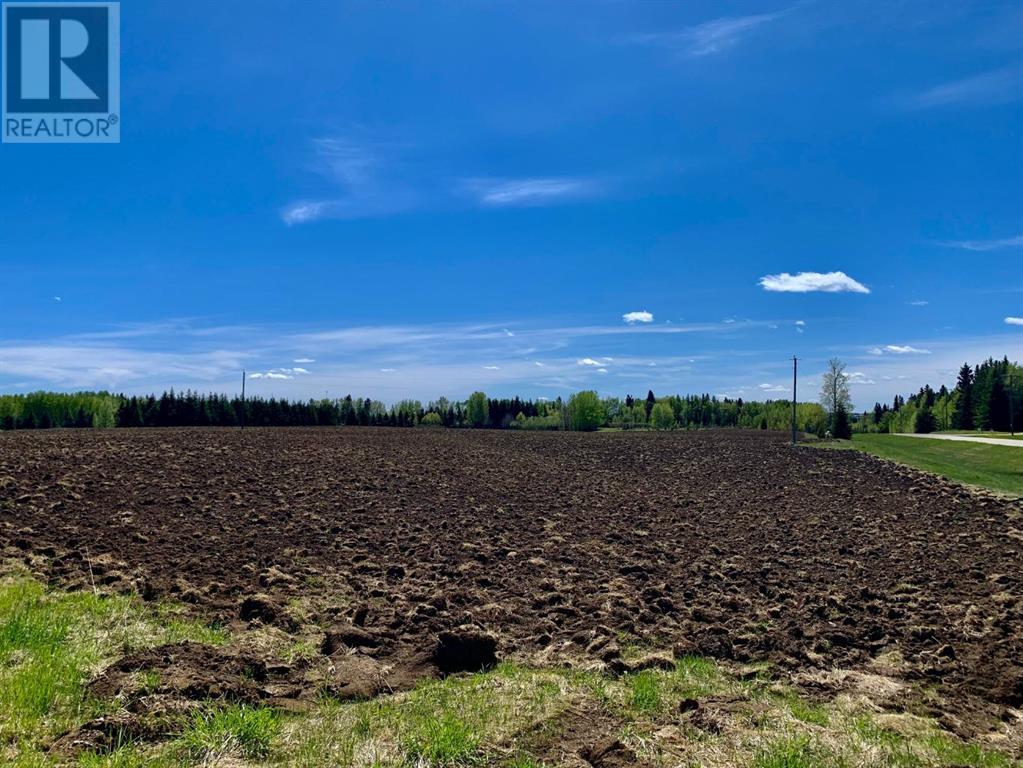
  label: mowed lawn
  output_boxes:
[849,434,1023,497]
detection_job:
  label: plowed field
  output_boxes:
[1,427,1020,743]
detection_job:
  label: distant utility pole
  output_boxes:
[241,371,246,430]
[791,356,798,445]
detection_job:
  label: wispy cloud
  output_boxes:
[622,310,654,324]
[884,345,931,355]
[9,316,996,407]
[281,137,417,224]
[759,271,870,294]
[938,235,1023,251]
[910,67,1022,110]
[464,177,600,207]
[908,300,929,307]
[629,9,790,57]
[283,137,606,223]
[1006,317,1023,327]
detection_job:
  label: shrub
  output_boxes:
[420,412,443,427]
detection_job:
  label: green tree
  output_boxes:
[567,390,605,431]
[466,391,489,427]
[644,390,656,419]
[650,401,675,430]
[914,404,937,434]
[832,405,852,440]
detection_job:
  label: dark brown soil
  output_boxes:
[1,427,1020,740]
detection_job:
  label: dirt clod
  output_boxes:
[433,627,498,674]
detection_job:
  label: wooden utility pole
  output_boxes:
[791,356,798,445]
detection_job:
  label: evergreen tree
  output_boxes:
[914,404,936,434]
[832,405,852,440]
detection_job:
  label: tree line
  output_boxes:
[857,356,1022,435]
[0,388,829,434]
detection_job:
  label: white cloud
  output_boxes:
[250,371,291,380]
[282,201,334,226]
[248,366,312,380]
[622,310,654,324]
[884,345,931,355]
[912,67,1022,110]
[795,320,805,326]
[597,368,608,374]
[467,177,600,207]
[868,347,883,355]
[759,271,870,294]
[630,9,789,57]
[1006,317,1023,326]
[577,358,602,366]
[380,368,396,372]
[503,329,515,337]
[483,365,500,370]
[939,235,1023,251]
[847,371,876,386]
[53,296,62,302]
[294,357,315,363]
[758,383,787,393]
[534,361,545,367]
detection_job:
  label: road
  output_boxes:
[891,433,1023,448]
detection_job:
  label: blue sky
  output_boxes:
[1,0,1021,408]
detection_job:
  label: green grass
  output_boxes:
[0,571,228,764]
[753,734,833,768]
[401,710,482,765]
[627,670,662,713]
[781,692,830,727]
[823,434,1023,496]
[923,733,1013,768]
[280,662,566,767]
[179,704,282,760]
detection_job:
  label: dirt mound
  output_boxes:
[2,427,1021,738]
